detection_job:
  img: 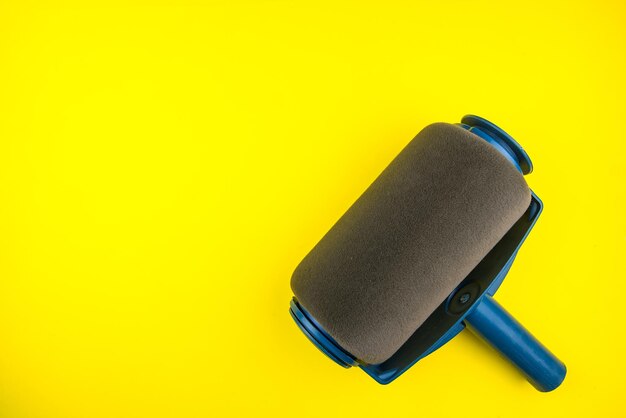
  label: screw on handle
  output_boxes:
[464,295,566,392]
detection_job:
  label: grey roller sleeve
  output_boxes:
[290,123,531,365]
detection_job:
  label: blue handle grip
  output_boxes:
[465,295,566,392]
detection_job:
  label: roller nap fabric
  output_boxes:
[290,123,531,365]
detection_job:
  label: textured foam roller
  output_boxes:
[290,123,531,365]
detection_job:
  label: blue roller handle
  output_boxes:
[465,295,566,392]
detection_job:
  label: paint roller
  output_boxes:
[289,115,566,391]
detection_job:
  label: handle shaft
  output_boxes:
[465,295,566,392]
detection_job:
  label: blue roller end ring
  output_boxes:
[289,298,358,368]
[460,115,533,175]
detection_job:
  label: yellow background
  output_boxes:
[0,1,624,417]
